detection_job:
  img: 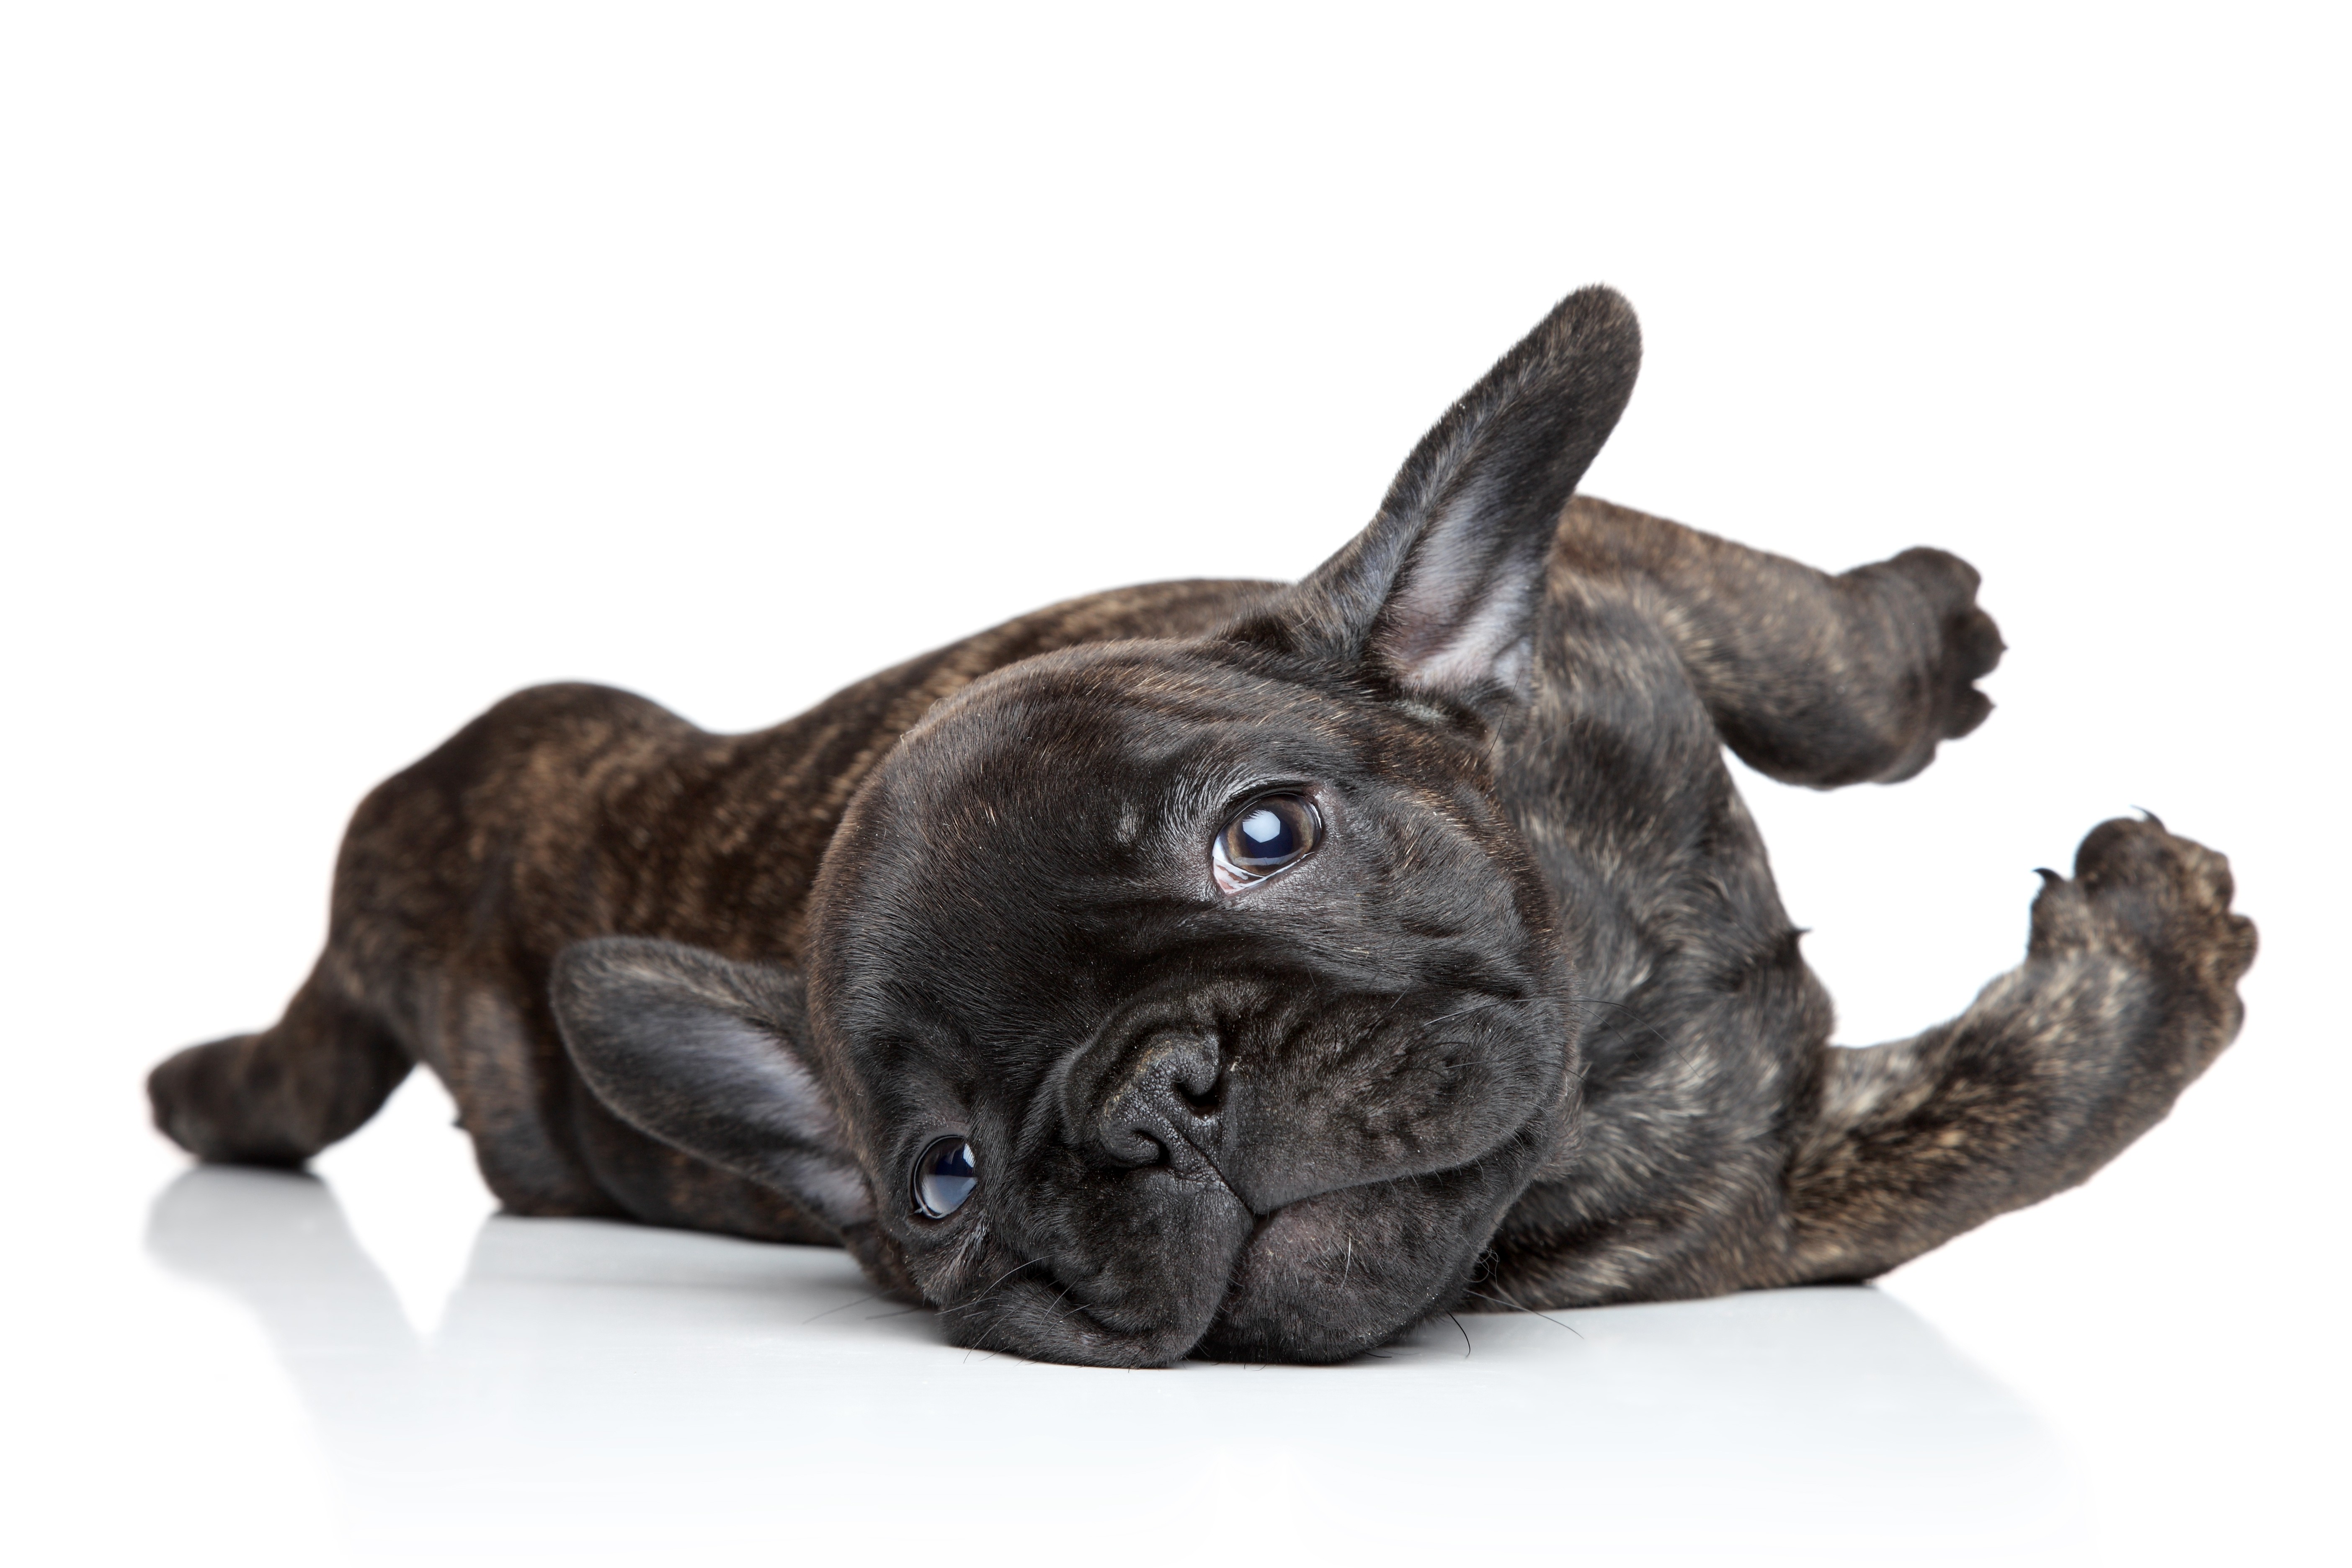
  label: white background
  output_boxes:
[3,4,2345,1564]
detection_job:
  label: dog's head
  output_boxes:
[553,287,1640,1365]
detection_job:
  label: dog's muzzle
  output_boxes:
[930,990,1565,1366]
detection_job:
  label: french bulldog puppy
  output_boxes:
[149,286,2256,1367]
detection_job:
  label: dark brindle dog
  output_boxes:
[150,287,2255,1367]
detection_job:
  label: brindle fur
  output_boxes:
[150,286,2254,1366]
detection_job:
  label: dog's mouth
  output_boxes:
[932,1127,1545,1369]
[1191,1152,1535,1363]
[894,975,1575,1367]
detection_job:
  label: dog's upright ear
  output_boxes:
[550,938,872,1231]
[1233,285,1640,717]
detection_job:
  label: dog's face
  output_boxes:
[553,286,1641,1365]
[805,640,1573,1363]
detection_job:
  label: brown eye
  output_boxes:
[1214,793,1322,888]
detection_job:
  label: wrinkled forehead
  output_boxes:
[870,643,1365,835]
[805,647,1372,1029]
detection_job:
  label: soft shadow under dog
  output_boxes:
[147,1165,2088,1563]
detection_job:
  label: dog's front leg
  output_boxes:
[1551,496,2004,786]
[1772,817,2255,1284]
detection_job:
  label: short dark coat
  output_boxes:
[151,288,2254,1366]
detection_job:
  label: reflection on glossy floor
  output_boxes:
[147,1165,2084,1565]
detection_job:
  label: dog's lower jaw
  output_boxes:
[934,1266,1218,1369]
[935,1104,1564,1367]
[926,1190,1508,1369]
[1187,1185,1514,1365]
[931,1251,1460,1370]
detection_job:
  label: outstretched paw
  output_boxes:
[1845,547,2004,782]
[1885,547,2005,745]
[2030,816,2258,1021]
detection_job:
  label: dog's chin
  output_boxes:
[926,1194,1477,1363]
[924,1090,1559,1369]
[936,1167,1527,1369]
[935,1283,1223,1371]
[1189,1171,1510,1365]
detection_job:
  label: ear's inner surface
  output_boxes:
[1229,284,1643,714]
[550,937,873,1230]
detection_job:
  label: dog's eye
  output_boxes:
[912,1137,977,1219]
[1213,793,1322,889]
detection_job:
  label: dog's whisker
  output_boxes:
[1460,1285,1584,1338]
[1046,1277,1095,1324]
[938,1255,1047,1319]
[802,1290,886,1324]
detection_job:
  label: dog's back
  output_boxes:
[150,577,1274,1240]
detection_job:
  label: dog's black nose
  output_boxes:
[1087,1028,1222,1170]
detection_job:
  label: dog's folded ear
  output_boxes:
[1231,284,1640,717]
[550,937,872,1231]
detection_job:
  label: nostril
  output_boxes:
[1175,1067,1224,1118]
[1160,1031,1224,1118]
[1078,1026,1226,1167]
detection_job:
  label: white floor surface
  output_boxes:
[10,1046,2343,1566]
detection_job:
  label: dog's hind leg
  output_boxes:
[1553,495,2005,786]
[1769,816,2254,1284]
[149,963,413,1167]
